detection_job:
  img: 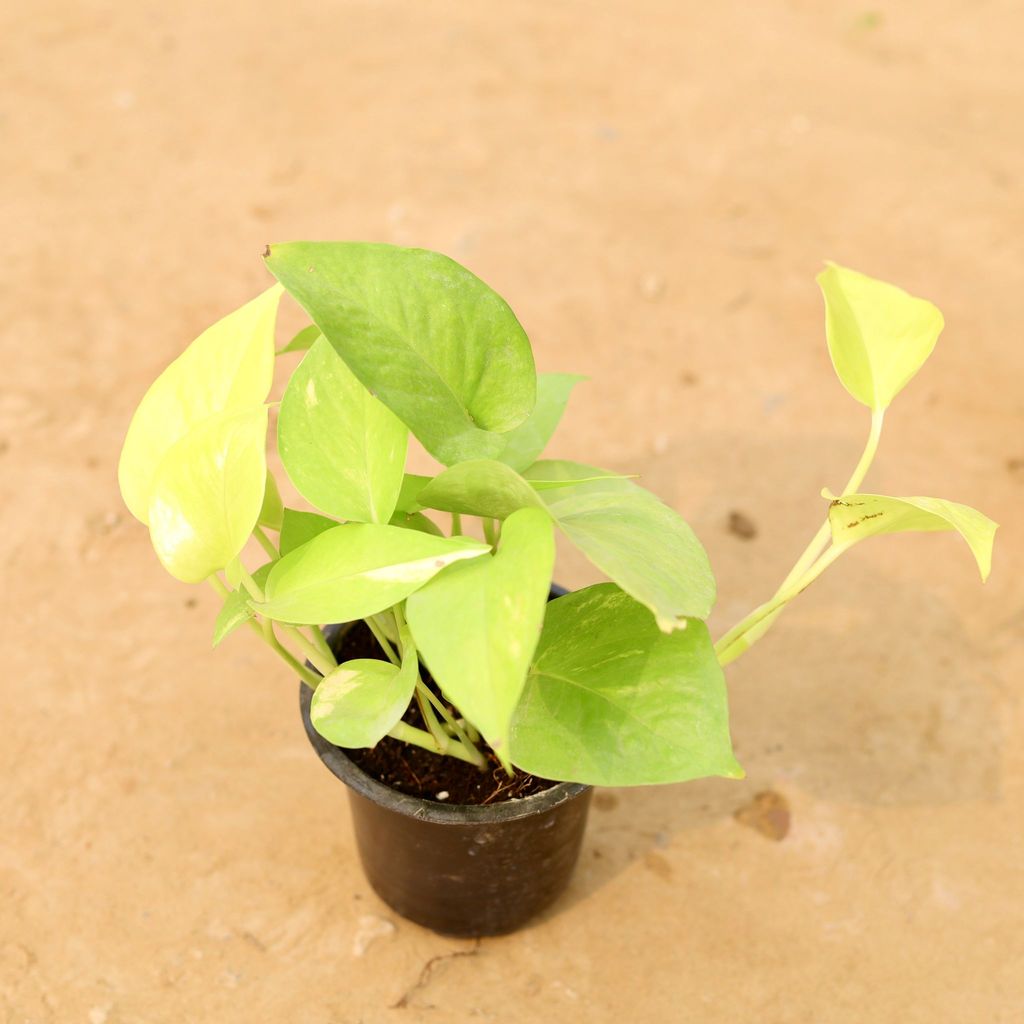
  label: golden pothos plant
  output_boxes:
[118,244,997,787]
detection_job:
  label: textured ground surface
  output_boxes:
[2,2,1023,1021]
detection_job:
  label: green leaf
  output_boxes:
[254,524,490,625]
[264,242,537,465]
[213,562,274,646]
[119,285,282,523]
[276,324,320,355]
[278,336,408,524]
[406,508,556,765]
[258,470,284,531]
[509,584,742,786]
[529,473,636,491]
[828,493,997,580]
[279,508,340,556]
[148,408,268,583]
[818,263,944,411]
[394,474,432,514]
[418,460,547,520]
[496,373,585,472]
[525,460,716,631]
[389,510,444,537]
[310,634,418,748]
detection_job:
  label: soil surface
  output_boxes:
[4,3,1024,1022]
[331,622,557,805]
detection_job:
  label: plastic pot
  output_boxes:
[298,618,592,936]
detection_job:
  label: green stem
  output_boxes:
[715,543,851,666]
[482,517,498,546]
[418,684,480,755]
[281,625,336,677]
[238,565,264,603]
[776,408,884,593]
[206,577,320,688]
[307,625,336,667]
[253,525,278,560]
[365,616,400,666]
[388,721,484,767]
[450,512,463,536]
[714,409,884,666]
[415,683,450,753]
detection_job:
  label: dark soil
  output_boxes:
[326,621,558,806]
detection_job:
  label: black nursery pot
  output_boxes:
[298,589,592,937]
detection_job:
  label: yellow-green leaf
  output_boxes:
[509,584,742,786]
[310,631,418,748]
[254,524,491,625]
[818,263,943,411]
[264,242,536,465]
[278,336,408,523]
[148,408,269,583]
[829,493,997,580]
[406,508,556,766]
[118,285,282,523]
[417,460,547,520]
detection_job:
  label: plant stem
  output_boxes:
[253,525,278,560]
[715,543,851,666]
[415,683,450,753]
[238,565,264,603]
[388,721,484,767]
[482,517,498,546]
[365,616,400,666]
[281,625,336,677]
[418,684,480,755]
[206,577,321,688]
[714,409,884,666]
[450,512,462,536]
[775,408,884,593]
[307,625,336,667]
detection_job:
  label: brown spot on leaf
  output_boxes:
[727,510,758,540]
[734,790,791,841]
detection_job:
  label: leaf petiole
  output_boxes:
[715,408,885,665]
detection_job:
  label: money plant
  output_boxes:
[118,244,997,787]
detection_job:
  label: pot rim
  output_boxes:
[299,683,591,825]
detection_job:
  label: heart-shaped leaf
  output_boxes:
[829,493,997,579]
[417,460,547,520]
[496,373,584,472]
[406,508,556,765]
[264,242,537,465]
[254,524,490,625]
[509,584,742,786]
[310,631,418,748]
[818,263,944,412]
[525,460,716,630]
[279,508,340,556]
[278,336,408,524]
[119,284,282,523]
[148,408,269,583]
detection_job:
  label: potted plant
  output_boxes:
[118,243,997,936]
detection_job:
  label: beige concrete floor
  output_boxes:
[2,1,1022,1020]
